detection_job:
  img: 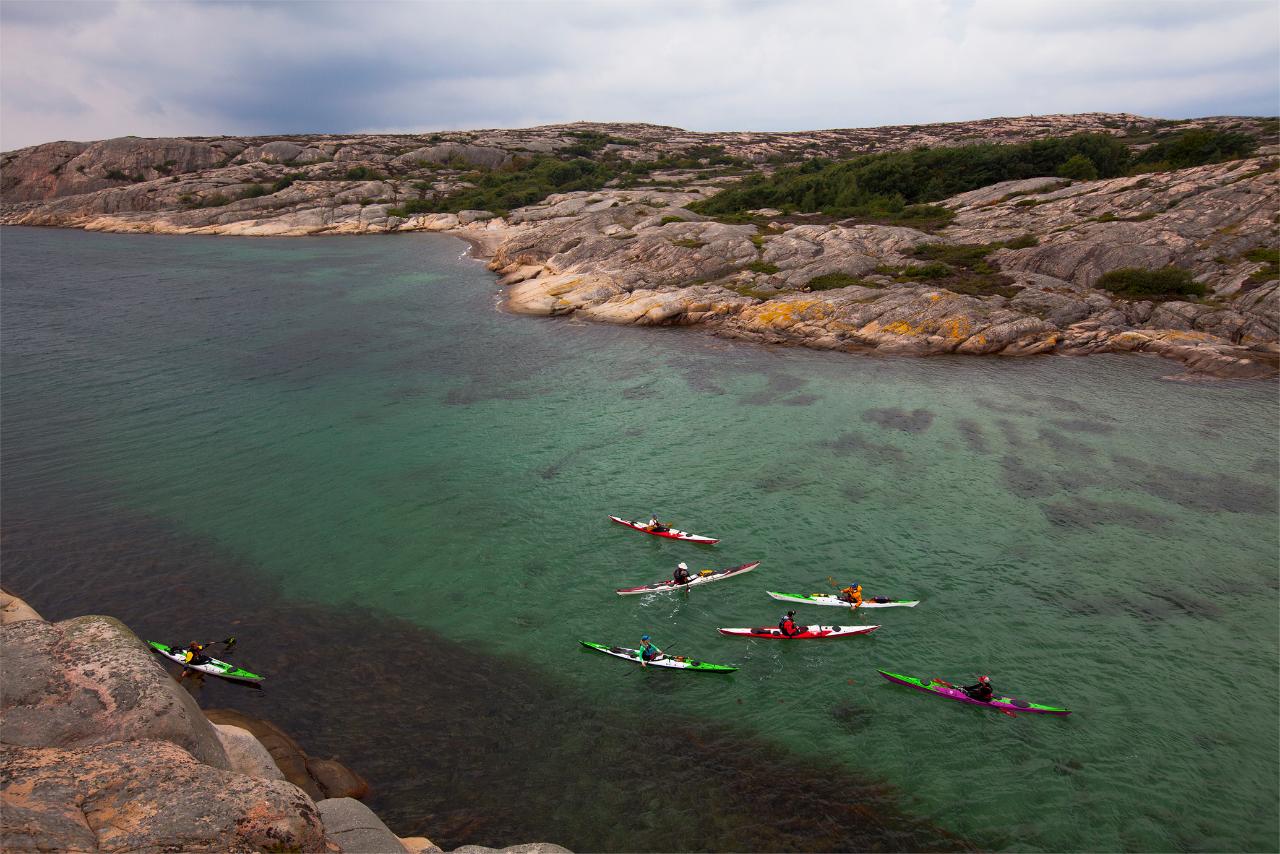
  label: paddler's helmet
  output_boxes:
[786,611,796,618]
[190,642,203,650]
[978,675,990,684]
[678,562,688,570]
[641,635,650,641]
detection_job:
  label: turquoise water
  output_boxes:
[3,227,1277,851]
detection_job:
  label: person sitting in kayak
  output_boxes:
[778,611,803,637]
[673,562,692,585]
[638,635,663,666]
[645,514,670,533]
[182,642,211,666]
[839,584,863,607]
[963,675,994,702]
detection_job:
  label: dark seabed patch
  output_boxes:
[1049,418,1116,435]
[1001,455,1051,499]
[841,483,872,503]
[862,407,935,433]
[1113,455,1279,515]
[1041,497,1175,532]
[974,396,1038,416]
[821,432,907,463]
[621,382,659,400]
[1,491,975,854]
[1037,428,1097,458]
[1040,589,1222,621]
[738,372,809,406]
[994,418,1026,448]
[780,393,821,406]
[831,702,874,734]
[955,418,989,454]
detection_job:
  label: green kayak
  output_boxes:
[148,641,264,683]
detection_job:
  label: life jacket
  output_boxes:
[639,643,659,660]
[778,618,799,635]
[673,568,690,583]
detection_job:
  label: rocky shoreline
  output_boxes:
[0,589,568,854]
[2,113,1277,379]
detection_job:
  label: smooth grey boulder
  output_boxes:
[0,615,230,769]
[214,723,286,782]
[318,797,408,853]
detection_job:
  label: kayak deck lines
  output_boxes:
[877,670,1070,715]
[580,641,737,671]
[616,561,760,595]
[608,515,719,544]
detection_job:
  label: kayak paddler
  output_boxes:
[778,611,803,637]
[839,583,863,608]
[963,675,994,702]
[673,562,691,585]
[645,514,670,533]
[638,634,663,666]
[177,641,210,682]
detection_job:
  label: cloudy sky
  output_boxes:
[2,0,1277,150]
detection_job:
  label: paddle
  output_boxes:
[201,636,237,653]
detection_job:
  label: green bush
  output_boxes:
[239,183,270,200]
[1131,128,1256,172]
[272,173,306,193]
[659,215,685,225]
[1096,267,1206,299]
[689,133,1130,222]
[806,272,869,290]
[670,238,707,249]
[344,166,382,181]
[746,261,780,274]
[1057,154,1099,180]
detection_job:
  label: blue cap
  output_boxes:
[641,634,650,641]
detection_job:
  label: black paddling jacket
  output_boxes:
[965,682,994,702]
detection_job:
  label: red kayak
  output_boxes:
[717,625,880,639]
[608,515,719,545]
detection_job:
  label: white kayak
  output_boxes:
[580,641,736,671]
[717,625,880,639]
[766,591,919,608]
[616,562,760,596]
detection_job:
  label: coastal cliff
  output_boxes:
[0,590,568,854]
[2,113,1276,378]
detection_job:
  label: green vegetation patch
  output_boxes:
[1243,247,1279,288]
[806,272,878,291]
[688,133,1132,226]
[1130,128,1257,173]
[746,260,780,274]
[670,238,707,249]
[869,237,1039,297]
[1096,267,1207,300]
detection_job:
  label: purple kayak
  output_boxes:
[878,670,1071,715]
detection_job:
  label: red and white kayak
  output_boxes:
[609,515,719,545]
[716,625,880,639]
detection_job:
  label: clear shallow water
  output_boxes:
[3,227,1277,852]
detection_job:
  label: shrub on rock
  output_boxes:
[1096,267,1207,299]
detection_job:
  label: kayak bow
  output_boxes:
[617,562,760,595]
[580,641,736,672]
[716,625,880,639]
[608,515,719,544]
[877,670,1070,715]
